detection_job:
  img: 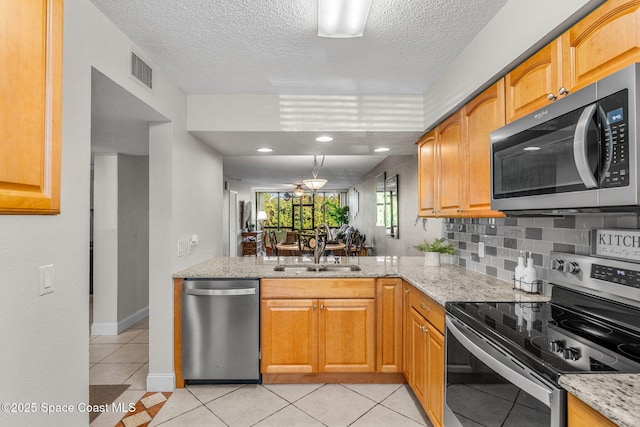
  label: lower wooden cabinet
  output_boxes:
[376,278,403,373]
[403,281,445,427]
[567,393,616,427]
[261,297,375,373]
[260,278,378,375]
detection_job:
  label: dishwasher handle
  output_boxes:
[185,287,256,296]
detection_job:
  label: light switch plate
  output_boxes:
[39,264,55,295]
[178,240,187,257]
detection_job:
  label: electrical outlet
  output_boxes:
[178,240,187,257]
[478,242,485,258]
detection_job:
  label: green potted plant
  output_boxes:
[414,237,456,267]
[323,200,350,226]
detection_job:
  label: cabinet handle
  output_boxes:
[420,303,430,311]
[405,289,410,294]
[313,304,317,310]
[558,87,569,96]
[320,304,324,310]
[547,93,557,101]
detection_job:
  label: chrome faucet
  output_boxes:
[314,224,327,264]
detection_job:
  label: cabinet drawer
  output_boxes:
[262,278,375,299]
[410,291,444,334]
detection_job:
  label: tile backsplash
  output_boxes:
[442,214,640,293]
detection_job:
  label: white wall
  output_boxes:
[92,154,119,333]
[0,2,224,425]
[117,154,149,324]
[348,155,443,256]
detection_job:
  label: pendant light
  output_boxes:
[303,155,327,191]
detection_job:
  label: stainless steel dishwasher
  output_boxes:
[182,279,260,383]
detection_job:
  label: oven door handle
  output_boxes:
[446,316,554,407]
[573,103,599,189]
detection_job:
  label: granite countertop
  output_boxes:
[173,255,549,305]
[559,374,640,427]
[174,255,638,425]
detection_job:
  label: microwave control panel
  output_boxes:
[601,89,629,188]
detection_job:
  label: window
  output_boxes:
[258,191,345,231]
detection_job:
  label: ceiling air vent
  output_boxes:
[130,51,153,90]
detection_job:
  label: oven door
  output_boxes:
[445,316,566,427]
[490,83,605,212]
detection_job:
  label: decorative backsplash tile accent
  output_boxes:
[442,215,640,293]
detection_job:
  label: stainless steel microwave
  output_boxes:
[490,63,640,214]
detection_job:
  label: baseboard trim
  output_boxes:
[147,373,176,392]
[91,322,118,336]
[117,306,149,334]
[90,306,149,336]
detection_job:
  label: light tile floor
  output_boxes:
[89,299,432,426]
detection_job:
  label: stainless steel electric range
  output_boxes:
[445,251,640,427]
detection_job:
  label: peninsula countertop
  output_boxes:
[173,255,639,425]
[173,255,548,306]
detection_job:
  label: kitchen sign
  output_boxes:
[592,229,640,263]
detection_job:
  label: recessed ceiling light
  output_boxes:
[315,136,333,142]
[374,147,390,152]
[257,148,273,153]
[524,146,541,151]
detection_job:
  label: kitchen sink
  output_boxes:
[317,264,361,272]
[272,265,318,272]
[273,264,361,272]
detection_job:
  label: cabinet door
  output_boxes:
[462,80,506,218]
[409,308,429,406]
[402,283,412,381]
[437,112,464,216]
[0,0,62,214]
[319,298,376,372]
[376,278,403,373]
[505,38,562,123]
[426,324,445,427]
[417,131,437,217]
[261,299,318,373]
[567,393,616,427]
[562,0,640,92]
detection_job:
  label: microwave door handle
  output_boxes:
[573,103,599,188]
[598,106,613,184]
[446,316,554,407]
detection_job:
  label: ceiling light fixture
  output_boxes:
[315,135,333,142]
[374,147,390,152]
[318,0,372,38]
[303,155,327,191]
[257,147,273,153]
[293,185,305,197]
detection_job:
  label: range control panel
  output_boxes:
[549,251,640,304]
[591,264,640,288]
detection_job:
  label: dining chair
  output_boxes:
[268,230,279,256]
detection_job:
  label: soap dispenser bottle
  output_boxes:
[523,253,537,293]
[514,251,525,290]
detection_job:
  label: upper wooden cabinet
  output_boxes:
[505,38,564,123]
[436,113,465,217]
[418,81,505,218]
[562,0,640,92]
[0,0,63,214]
[417,131,437,216]
[505,0,640,123]
[462,80,506,218]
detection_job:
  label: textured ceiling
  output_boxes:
[89,0,509,189]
